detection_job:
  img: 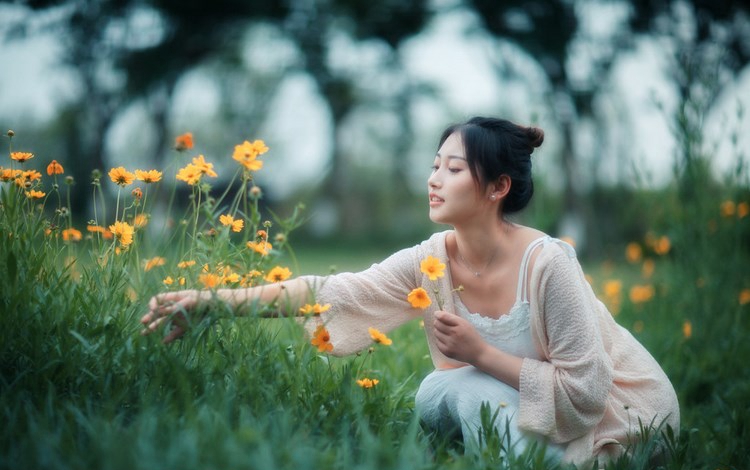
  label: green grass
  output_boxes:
[2,132,750,470]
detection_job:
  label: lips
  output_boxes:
[429,193,444,206]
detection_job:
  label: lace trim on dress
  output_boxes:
[454,294,532,341]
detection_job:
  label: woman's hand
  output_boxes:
[433,310,487,365]
[140,290,210,343]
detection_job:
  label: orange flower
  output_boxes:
[682,320,692,339]
[131,187,143,199]
[25,189,46,199]
[109,221,135,248]
[247,240,273,256]
[144,256,167,272]
[299,303,332,315]
[135,169,162,183]
[219,214,244,233]
[62,228,82,242]
[629,284,655,304]
[407,287,431,309]
[1,168,22,181]
[232,140,268,172]
[177,260,196,269]
[174,132,194,151]
[133,214,148,228]
[108,167,135,186]
[265,266,292,283]
[163,276,174,286]
[720,200,736,218]
[311,325,333,353]
[652,236,671,256]
[740,289,750,306]
[368,327,392,346]
[420,255,446,281]
[738,202,749,219]
[199,272,221,289]
[87,224,114,239]
[47,160,64,175]
[625,243,642,263]
[641,259,655,279]
[603,280,622,298]
[356,378,380,389]
[10,151,34,162]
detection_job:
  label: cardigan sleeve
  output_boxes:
[518,246,614,444]
[297,245,423,356]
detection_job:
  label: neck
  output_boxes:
[452,220,514,271]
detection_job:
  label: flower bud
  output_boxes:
[7,130,15,137]
[250,185,262,198]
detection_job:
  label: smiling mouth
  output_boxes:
[429,195,444,204]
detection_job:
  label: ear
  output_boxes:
[487,175,511,201]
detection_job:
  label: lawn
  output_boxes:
[2,132,749,470]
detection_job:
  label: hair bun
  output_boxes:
[526,127,544,149]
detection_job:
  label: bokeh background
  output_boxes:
[2,0,749,259]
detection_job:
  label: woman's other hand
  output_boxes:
[433,310,487,365]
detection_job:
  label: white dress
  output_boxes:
[415,237,565,458]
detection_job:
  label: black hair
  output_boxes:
[438,116,544,214]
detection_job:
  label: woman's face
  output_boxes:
[427,132,488,225]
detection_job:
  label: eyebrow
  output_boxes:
[435,153,467,161]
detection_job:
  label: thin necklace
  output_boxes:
[457,249,498,277]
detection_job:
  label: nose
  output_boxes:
[428,170,440,189]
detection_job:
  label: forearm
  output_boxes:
[472,344,523,390]
[214,278,313,317]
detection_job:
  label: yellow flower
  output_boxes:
[163,276,174,286]
[47,160,64,175]
[10,151,34,162]
[738,202,749,218]
[109,221,135,248]
[682,320,692,339]
[232,139,268,172]
[265,266,292,283]
[62,228,82,242]
[356,378,380,389]
[108,167,135,186]
[625,243,642,263]
[247,240,273,255]
[740,288,750,306]
[135,169,162,183]
[199,273,222,289]
[177,260,196,269]
[219,214,244,232]
[299,303,331,315]
[25,189,46,199]
[191,154,217,177]
[368,327,392,346]
[311,325,333,353]
[420,255,446,281]
[174,132,194,151]
[407,287,431,309]
[629,284,655,304]
[176,164,203,185]
[144,256,167,272]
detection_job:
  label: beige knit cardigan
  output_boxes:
[300,230,680,466]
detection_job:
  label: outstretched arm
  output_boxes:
[140,278,312,343]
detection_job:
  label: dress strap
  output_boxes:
[515,236,549,303]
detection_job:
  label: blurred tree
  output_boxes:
[627,0,750,201]
[283,0,431,236]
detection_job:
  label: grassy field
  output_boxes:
[2,132,749,470]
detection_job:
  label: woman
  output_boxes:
[142,117,680,466]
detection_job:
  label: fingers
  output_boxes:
[140,290,197,337]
